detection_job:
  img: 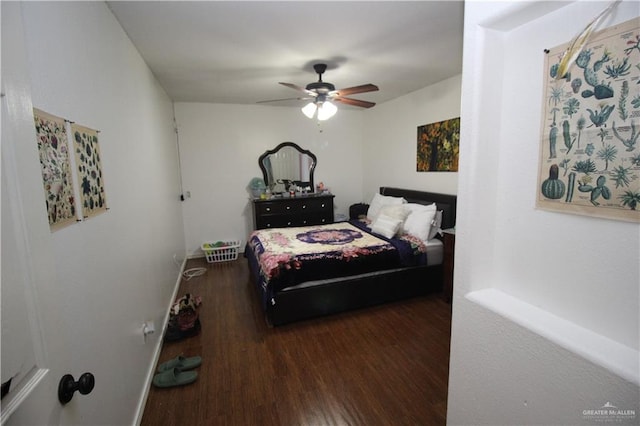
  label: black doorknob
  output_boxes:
[58,372,95,405]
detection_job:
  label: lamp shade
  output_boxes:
[301,102,317,119]
[301,100,338,120]
[317,101,337,121]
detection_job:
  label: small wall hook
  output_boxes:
[58,372,95,405]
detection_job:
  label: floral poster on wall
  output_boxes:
[417,117,460,172]
[71,123,107,219]
[537,17,640,222]
[33,108,77,230]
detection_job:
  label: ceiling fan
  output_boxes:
[258,63,379,120]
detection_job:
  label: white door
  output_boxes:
[1,151,59,425]
[1,2,78,424]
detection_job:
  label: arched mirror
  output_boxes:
[259,142,317,193]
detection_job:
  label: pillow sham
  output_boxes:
[403,208,437,241]
[400,202,436,235]
[366,193,406,222]
[404,202,436,214]
[370,214,403,239]
[428,210,444,240]
[378,204,410,222]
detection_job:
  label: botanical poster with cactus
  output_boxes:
[71,123,107,219]
[538,17,640,222]
[417,117,460,172]
[33,108,78,230]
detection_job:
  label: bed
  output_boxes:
[244,187,457,326]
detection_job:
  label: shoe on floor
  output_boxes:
[157,355,202,373]
[152,368,197,388]
[163,318,201,342]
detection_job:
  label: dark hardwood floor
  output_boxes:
[141,257,451,426]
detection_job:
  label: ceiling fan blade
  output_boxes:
[256,96,313,104]
[279,82,317,97]
[331,84,379,97]
[333,97,376,109]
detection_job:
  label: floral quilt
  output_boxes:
[246,221,428,306]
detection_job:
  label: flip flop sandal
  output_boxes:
[157,355,202,373]
[152,368,197,388]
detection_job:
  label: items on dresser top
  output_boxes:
[251,192,334,229]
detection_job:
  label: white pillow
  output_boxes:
[378,204,410,222]
[403,208,437,241]
[404,202,436,214]
[366,193,406,222]
[400,203,436,234]
[371,214,403,239]
[428,210,443,240]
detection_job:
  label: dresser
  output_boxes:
[252,193,334,229]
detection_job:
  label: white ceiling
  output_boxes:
[107,1,464,109]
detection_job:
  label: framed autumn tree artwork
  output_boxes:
[417,117,460,172]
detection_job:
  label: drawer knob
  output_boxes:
[286,206,290,210]
[287,221,291,226]
[321,203,325,208]
[302,205,306,209]
[266,207,271,212]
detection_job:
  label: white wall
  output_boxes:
[4,2,185,424]
[362,75,461,202]
[175,102,364,255]
[448,2,640,425]
[176,76,462,256]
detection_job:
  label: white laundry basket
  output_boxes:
[201,240,241,263]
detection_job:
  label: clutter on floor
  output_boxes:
[163,293,202,343]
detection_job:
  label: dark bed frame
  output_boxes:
[253,187,457,326]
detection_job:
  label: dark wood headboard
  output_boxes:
[380,187,457,230]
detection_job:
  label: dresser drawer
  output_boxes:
[299,198,332,212]
[255,198,332,216]
[255,201,289,216]
[255,215,294,229]
[255,211,333,229]
[252,194,335,230]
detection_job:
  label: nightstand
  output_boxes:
[442,228,455,303]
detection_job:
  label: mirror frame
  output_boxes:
[258,142,317,192]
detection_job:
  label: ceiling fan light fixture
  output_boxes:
[317,101,337,121]
[301,102,317,119]
[265,63,379,115]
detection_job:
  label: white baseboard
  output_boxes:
[133,256,186,425]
